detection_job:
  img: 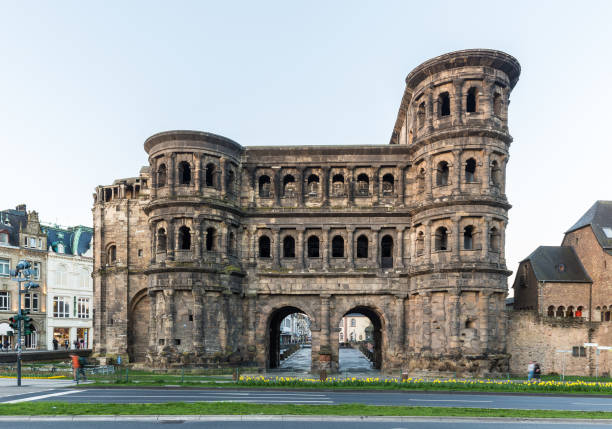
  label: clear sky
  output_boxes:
[1,1,611,288]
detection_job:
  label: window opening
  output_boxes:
[307,236,320,258]
[489,227,500,252]
[436,161,449,186]
[158,164,167,187]
[465,158,476,183]
[178,162,191,185]
[466,87,478,112]
[157,228,167,252]
[493,93,503,117]
[417,102,425,128]
[463,226,474,250]
[332,174,345,197]
[178,226,191,250]
[439,92,450,116]
[283,236,295,258]
[307,174,319,196]
[206,228,215,251]
[259,236,271,258]
[258,175,271,197]
[107,245,116,264]
[357,174,369,196]
[435,227,448,251]
[332,235,344,258]
[382,174,394,196]
[205,163,215,187]
[356,235,368,258]
[283,175,296,197]
[416,231,424,255]
[381,235,393,268]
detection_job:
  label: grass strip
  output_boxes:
[1,402,612,419]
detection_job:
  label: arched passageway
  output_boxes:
[267,306,312,370]
[128,293,151,363]
[338,306,382,371]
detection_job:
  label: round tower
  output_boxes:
[143,130,245,365]
[400,49,520,375]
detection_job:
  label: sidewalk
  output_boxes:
[0,377,87,400]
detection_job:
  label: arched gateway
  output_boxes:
[93,49,519,376]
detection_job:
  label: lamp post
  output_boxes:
[10,260,40,387]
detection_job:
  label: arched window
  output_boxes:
[206,228,215,251]
[356,235,368,258]
[567,306,575,318]
[491,160,502,187]
[357,174,369,196]
[258,175,271,198]
[466,87,478,113]
[597,306,603,321]
[157,164,167,187]
[465,158,476,183]
[382,174,394,196]
[417,168,425,193]
[434,227,448,251]
[178,161,191,185]
[547,306,555,317]
[307,174,319,196]
[332,174,345,196]
[205,163,216,187]
[332,235,344,258]
[493,93,503,117]
[307,236,319,258]
[258,236,271,258]
[489,227,500,252]
[463,226,474,250]
[417,102,426,128]
[157,228,167,252]
[439,92,450,116]
[226,170,235,194]
[416,231,424,255]
[107,245,116,265]
[381,235,393,268]
[283,236,295,258]
[178,226,191,250]
[576,306,584,318]
[283,175,296,197]
[436,161,449,186]
[556,306,565,318]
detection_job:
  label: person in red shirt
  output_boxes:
[70,354,80,381]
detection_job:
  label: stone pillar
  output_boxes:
[148,290,157,350]
[163,289,175,343]
[194,220,202,260]
[395,227,405,269]
[448,289,461,352]
[372,166,380,205]
[194,153,202,194]
[149,223,157,265]
[410,228,416,261]
[424,221,431,263]
[347,228,354,269]
[500,220,507,265]
[425,156,433,200]
[319,295,331,368]
[247,293,256,347]
[273,168,281,205]
[501,157,508,196]
[482,149,491,194]
[169,153,176,196]
[192,289,204,351]
[249,227,257,265]
[322,228,330,270]
[482,216,491,261]
[348,166,355,206]
[204,291,221,353]
[451,216,461,262]
[273,228,281,268]
[297,167,305,206]
[479,291,491,353]
[373,228,380,268]
[426,85,434,132]
[322,167,330,206]
[421,292,432,351]
[151,158,158,199]
[453,79,464,125]
[483,77,495,119]
[398,165,406,206]
[247,167,257,207]
[297,228,305,269]
[395,294,406,349]
[167,219,175,261]
[453,149,461,195]
[220,158,227,196]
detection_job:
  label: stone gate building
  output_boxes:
[93,49,520,375]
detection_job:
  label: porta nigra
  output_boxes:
[92,49,520,376]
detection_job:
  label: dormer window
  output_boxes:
[57,243,65,254]
[557,263,566,273]
[0,232,8,244]
[28,237,37,248]
[603,227,612,238]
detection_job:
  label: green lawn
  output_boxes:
[0,402,611,419]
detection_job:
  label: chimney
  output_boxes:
[15,204,26,213]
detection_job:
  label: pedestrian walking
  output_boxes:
[527,361,535,380]
[70,354,80,381]
[534,362,541,380]
[3,340,9,352]
[74,340,79,350]
[52,338,58,350]
[78,355,87,381]
[64,339,69,350]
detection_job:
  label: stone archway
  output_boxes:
[336,305,384,371]
[128,290,150,363]
[267,306,312,370]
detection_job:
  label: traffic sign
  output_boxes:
[556,350,572,353]
[584,343,598,347]
[598,346,612,350]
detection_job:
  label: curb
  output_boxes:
[0,415,612,424]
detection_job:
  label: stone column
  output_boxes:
[424,221,431,263]
[151,158,158,199]
[273,168,281,205]
[483,77,495,119]
[148,290,157,350]
[395,294,406,350]
[421,292,432,351]
[372,228,380,268]
[453,149,461,195]
[322,167,330,206]
[482,216,491,261]
[348,166,355,206]
[482,149,491,194]
[347,228,354,269]
[395,227,405,269]
[273,227,281,268]
[163,289,175,343]
[247,167,257,207]
[322,227,330,270]
[451,216,461,262]
[479,290,491,353]
[204,291,221,353]
[453,79,464,125]
[167,219,175,261]
[448,289,461,352]
[247,293,257,347]
[249,227,257,265]
[500,220,507,265]
[426,85,434,132]
[410,228,416,261]
[192,289,204,352]
[319,294,331,367]
[501,157,508,196]
[149,223,157,265]
[220,158,228,196]
[398,165,406,206]
[372,166,380,205]
[297,228,305,269]
[194,220,202,260]
[297,167,305,206]
[194,153,202,194]
[169,153,176,196]
[425,156,433,200]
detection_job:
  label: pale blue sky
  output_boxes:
[1,1,611,286]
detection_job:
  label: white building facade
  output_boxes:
[44,225,93,350]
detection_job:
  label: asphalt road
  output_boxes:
[2,419,612,429]
[4,388,612,412]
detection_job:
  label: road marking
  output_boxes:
[409,399,493,403]
[187,400,335,404]
[70,394,329,398]
[3,390,80,403]
[572,402,612,406]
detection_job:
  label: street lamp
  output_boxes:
[10,260,39,387]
